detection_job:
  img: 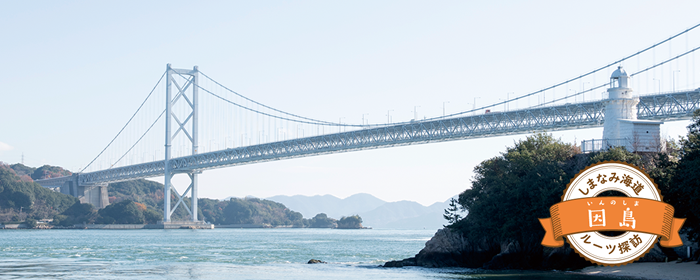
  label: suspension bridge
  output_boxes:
[36,24,700,225]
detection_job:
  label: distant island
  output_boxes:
[0,163,363,229]
[267,193,449,229]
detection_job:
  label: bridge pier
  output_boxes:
[79,184,109,209]
[191,172,198,222]
[56,174,109,209]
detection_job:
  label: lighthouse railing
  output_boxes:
[581,138,631,153]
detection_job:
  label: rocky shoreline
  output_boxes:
[384,228,699,270]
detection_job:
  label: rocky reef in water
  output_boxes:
[384,228,690,269]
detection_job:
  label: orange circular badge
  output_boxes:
[538,161,685,266]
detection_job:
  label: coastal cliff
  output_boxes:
[385,228,585,269]
[385,131,700,270]
[384,228,691,269]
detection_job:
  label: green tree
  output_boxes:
[198,198,227,224]
[24,218,37,229]
[287,210,303,222]
[97,200,145,224]
[144,208,161,224]
[60,202,98,224]
[10,191,33,209]
[588,146,643,167]
[31,165,71,180]
[0,165,78,222]
[222,199,254,224]
[105,180,302,225]
[648,152,678,205]
[443,198,462,225]
[10,164,36,178]
[337,215,363,229]
[309,213,336,228]
[668,110,700,242]
[452,133,579,251]
[52,214,71,227]
[287,210,304,227]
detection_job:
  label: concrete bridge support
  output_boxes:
[79,184,109,209]
[58,174,109,209]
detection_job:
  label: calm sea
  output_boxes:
[0,228,617,279]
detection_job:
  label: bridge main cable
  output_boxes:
[425,22,700,121]
[200,71,360,127]
[80,21,700,175]
[79,70,167,172]
[74,88,700,186]
[536,43,700,108]
[194,22,700,129]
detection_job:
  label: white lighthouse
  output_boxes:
[598,66,663,152]
[603,66,638,140]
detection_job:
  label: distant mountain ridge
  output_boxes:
[266,193,454,230]
[266,193,386,219]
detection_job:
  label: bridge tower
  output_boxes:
[163,64,202,223]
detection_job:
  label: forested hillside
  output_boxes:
[105,179,307,226]
[0,163,77,223]
[434,117,700,269]
[9,163,72,180]
[0,164,358,227]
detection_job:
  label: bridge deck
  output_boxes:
[35,89,700,187]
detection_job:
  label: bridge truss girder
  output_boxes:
[637,90,700,121]
[73,89,700,187]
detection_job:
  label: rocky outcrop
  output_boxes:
[384,228,693,270]
[384,228,499,268]
[414,228,468,267]
[413,228,498,268]
[307,259,327,264]
[383,257,416,267]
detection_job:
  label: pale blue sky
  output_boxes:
[1,1,699,206]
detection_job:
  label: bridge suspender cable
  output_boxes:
[200,29,700,128]
[108,109,166,169]
[199,71,343,126]
[630,44,700,80]
[177,71,370,127]
[535,44,700,108]
[81,22,700,173]
[79,71,166,172]
[425,22,700,121]
[201,22,700,126]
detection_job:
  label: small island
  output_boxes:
[305,213,367,229]
[336,215,364,229]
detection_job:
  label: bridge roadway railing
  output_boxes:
[70,89,700,186]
